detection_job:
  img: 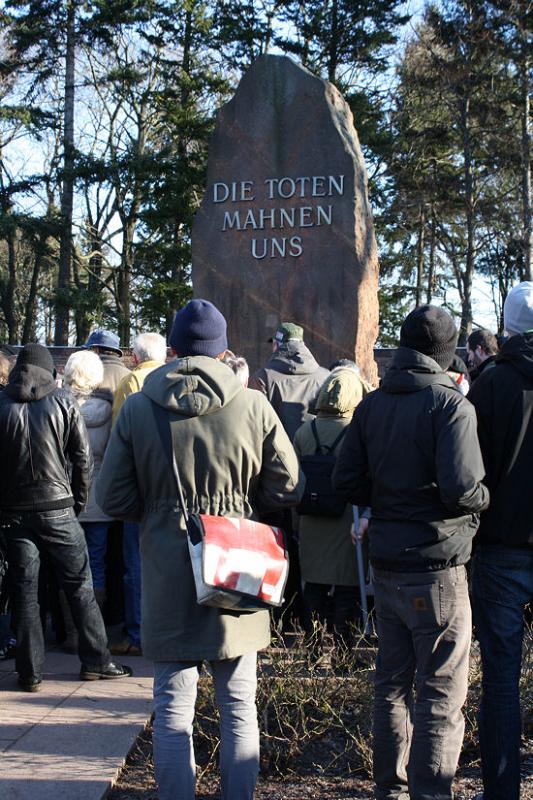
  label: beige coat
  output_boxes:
[96,357,302,661]
[99,353,131,394]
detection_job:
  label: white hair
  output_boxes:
[223,351,249,387]
[133,332,167,364]
[64,351,104,396]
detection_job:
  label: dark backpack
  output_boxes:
[296,420,348,517]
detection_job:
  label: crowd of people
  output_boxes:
[0,281,532,800]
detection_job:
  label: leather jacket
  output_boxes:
[0,364,92,514]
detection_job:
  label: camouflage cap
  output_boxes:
[269,322,304,344]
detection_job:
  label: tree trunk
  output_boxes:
[520,48,532,280]
[117,222,134,346]
[4,231,19,343]
[415,203,426,306]
[54,0,76,345]
[327,0,339,83]
[459,96,475,345]
[427,205,436,304]
[22,241,45,344]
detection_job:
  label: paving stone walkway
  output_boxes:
[0,650,153,799]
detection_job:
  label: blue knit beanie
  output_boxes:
[169,299,228,357]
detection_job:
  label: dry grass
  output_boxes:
[108,622,533,798]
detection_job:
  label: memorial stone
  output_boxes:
[192,54,379,382]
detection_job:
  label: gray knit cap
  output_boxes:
[504,282,533,334]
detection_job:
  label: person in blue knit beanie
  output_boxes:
[169,299,228,358]
[96,297,302,800]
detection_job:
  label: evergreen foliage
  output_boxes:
[0,0,530,347]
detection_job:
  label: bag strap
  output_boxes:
[310,419,322,452]
[151,400,190,524]
[311,419,348,454]
[330,425,348,451]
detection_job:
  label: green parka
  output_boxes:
[96,356,302,662]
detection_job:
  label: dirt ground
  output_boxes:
[108,638,533,799]
[108,712,533,799]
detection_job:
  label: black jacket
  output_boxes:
[468,355,496,384]
[333,347,489,571]
[0,364,92,514]
[250,342,329,441]
[468,332,533,546]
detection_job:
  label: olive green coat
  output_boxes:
[294,416,360,586]
[96,357,302,662]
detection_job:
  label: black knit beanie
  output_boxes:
[16,344,56,375]
[400,305,458,370]
[169,299,228,357]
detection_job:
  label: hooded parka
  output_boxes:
[96,356,302,661]
[293,369,369,586]
[250,341,330,441]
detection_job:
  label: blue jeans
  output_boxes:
[153,654,259,800]
[83,521,141,647]
[123,522,141,647]
[82,521,109,589]
[471,544,533,800]
[5,508,111,681]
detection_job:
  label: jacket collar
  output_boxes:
[496,332,533,380]
[265,341,321,375]
[381,347,459,394]
[5,364,57,402]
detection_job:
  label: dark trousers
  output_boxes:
[263,510,304,630]
[6,507,111,681]
[472,545,533,800]
[303,582,358,649]
[372,566,470,800]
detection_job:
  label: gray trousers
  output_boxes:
[372,565,470,800]
[153,653,259,800]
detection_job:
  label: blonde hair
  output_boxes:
[0,353,11,386]
[64,350,104,396]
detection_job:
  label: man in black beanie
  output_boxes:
[0,344,132,690]
[333,305,489,800]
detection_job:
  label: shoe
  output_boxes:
[61,632,78,655]
[0,641,16,660]
[18,677,42,693]
[110,639,143,656]
[80,662,133,681]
